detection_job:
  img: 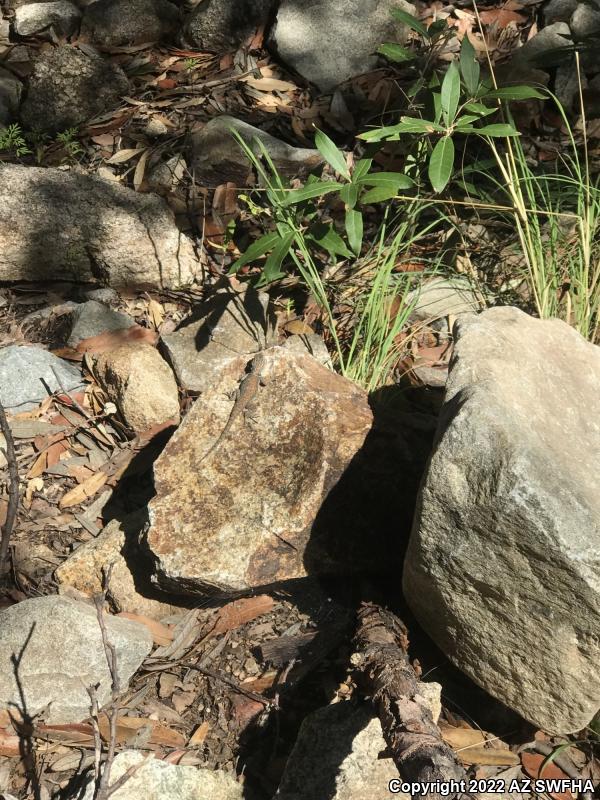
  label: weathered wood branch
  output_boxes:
[352,601,471,800]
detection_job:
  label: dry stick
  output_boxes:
[352,602,472,800]
[0,398,19,582]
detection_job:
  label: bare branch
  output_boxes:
[0,398,19,583]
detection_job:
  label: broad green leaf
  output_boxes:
[345,209,363,256]
[377,43,415,63]
[441,61,460,126]
[454,114,480,126]
[428,136,455,193]
[361,184,403,203]
[463,102,496,117]
[481,86,546,101]
[229,231,281,273]
[314,128,350,179]
[432,91,442,124]
[308,223,353,259]
[358,172,414,189]
[352,158,372,181]
[360,117,444,141]
[280,181,341,206]
[258,230,294,285]
[460,36,480,97]
[477,123,521,136]
[391,7,429,38]
[340,182,359,209]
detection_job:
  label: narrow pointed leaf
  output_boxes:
[428,136,455,193]
[390,7,429,38]
[258,231,294,284]
[481,86,546,101]
[362,184,402,203]
[477,124,521,136]
[340,182,359,209]
[229,231,280,273]
[358,172,414,189]
[280,181,341,206]
[345,209,363,256]
[314,129,350,179]
[460,36,480,97]
[377,43,415,62]
[308,223,353,259]
[441,61,460,126]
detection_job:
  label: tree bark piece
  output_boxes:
[352,602,470,800]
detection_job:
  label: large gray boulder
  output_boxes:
[183,0,275,51]
[0,164,198,288]
[80,0,180,46]
[271,0,416,91]
[403,307,600,734]
[0,596,152,724]
[0,66,22,126]
[20,45,128,134]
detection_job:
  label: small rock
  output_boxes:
[144,347,373,594]
[275,702,407,800]
[79,749,244,800]
[0,345,84,412]
[190,115,324,186]
[160,289,276,393]
[84,287,120,304]
[142,116,169,138]
[14,1,81,38]
[0,163,199,288]
[56,515,177,620]
[408,275,484,322]
[0,66,22,126]
[570,3,600,39]
[404,307,600,733]
[183,0,275,51]
[80,0,180,47]
[22,301,79,327]
[147,155,186,195]
[0,595,152,724]
[271,0,416,91]
[282,333,332,368]
[90,343,180,433]
[67,299,135,347]
[20,45,129,134]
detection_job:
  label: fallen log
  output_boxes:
[352,601,471,800]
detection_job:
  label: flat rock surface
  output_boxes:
[144,347,373,594]
[0,345,84,412]
[0,595,152,724]
[79,749,244,800]
[90,343,180,433]
[271,0,416,91]
[403,307,600,733]
[0,164,198,288]
[20,45,128,134]
[190,115,323,186]
[160,289,276,392]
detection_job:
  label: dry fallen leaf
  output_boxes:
[96,714,185,748]
[211,595,275,635]
[59,470,108,509]
[188,721,210,748]
[118,612,174,646]
[521,752,574,800]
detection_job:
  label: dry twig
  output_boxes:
[0,398,19,582]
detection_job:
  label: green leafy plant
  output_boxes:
[228,130,448,388]
[0,124,31,157]
[55,127,83,161]
[363,34,545,193]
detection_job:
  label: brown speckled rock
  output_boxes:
[90,343,180,434]
[143,347,373,594]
